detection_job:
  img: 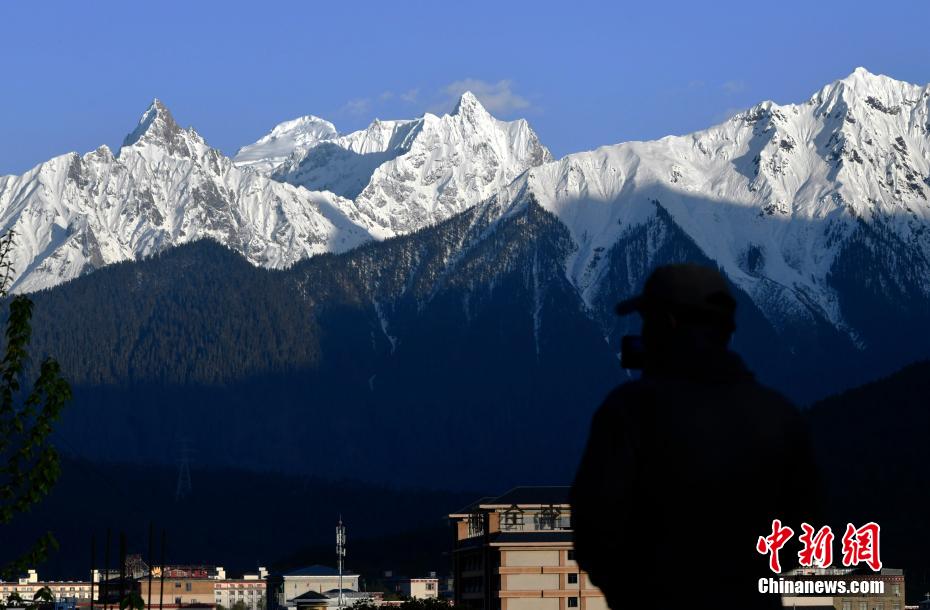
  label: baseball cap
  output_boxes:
[615,264,736,320]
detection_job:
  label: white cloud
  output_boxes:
[437,79,533,115]
[341,98,371,115]
[400,88,419,103]
[722,80,746,94]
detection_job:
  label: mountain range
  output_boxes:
[0,92,549,292]
[3,68,930,487]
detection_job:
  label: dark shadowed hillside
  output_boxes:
[806,360,930,602]
[15,195,930,490]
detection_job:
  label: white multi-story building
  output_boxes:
[0,570,94,604]
[279,566,359,601]
[213,568,268,610]
[269,565,370,610]
[396,578,438,600]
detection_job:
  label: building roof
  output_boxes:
[284,565,357,577]
[450,487,572,517]
[289,591,329,601]
[450,496,496,516]
[483,486,570,507]
[323,589,361,595]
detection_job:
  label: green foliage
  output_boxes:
[229,600,249,610]
[0,230,73,579]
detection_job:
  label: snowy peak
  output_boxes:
[452,91,491,123]
[0,97,371,293]
[809,67,929,121]
[233,114,339,173]
[489,68,930,339]
[272,95,551,236]
[120,98,205,158]
[263,114,337,141]
[5,64,930,350]
[833,66,924,99]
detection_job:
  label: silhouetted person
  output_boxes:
[570,264,820,610]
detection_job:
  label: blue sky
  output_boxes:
[2,0,930,174]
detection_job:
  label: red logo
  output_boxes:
[756,519,795,573]
[757,520,881,572]
[841,522,882,571]
[798,523,834,568]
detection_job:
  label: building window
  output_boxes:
[568,597,578,608]
[185,583,192,592]
[175,598,182,605]
[567,550,575,561]
[175,583,182,589]
[567,574,578,585]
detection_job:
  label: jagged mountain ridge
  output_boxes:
[0,100,370,293]
[486,67,930,346]
[2,68,930,353]
[0,93,550,292]
[268,91,553,238]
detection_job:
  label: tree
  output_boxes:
[0,230,72,579]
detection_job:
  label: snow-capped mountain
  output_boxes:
[3,66,930,346]
[18,69,930,483]
[232,115,338,173]
[489,67,930,338]
[0,94,550,292]
[0,100,369,292]
[272,92,553,237]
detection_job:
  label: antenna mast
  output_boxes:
[336,516,346,610]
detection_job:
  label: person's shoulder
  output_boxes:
[594,379,657,421]
[602,378,655,404]
[741,377,803,421]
